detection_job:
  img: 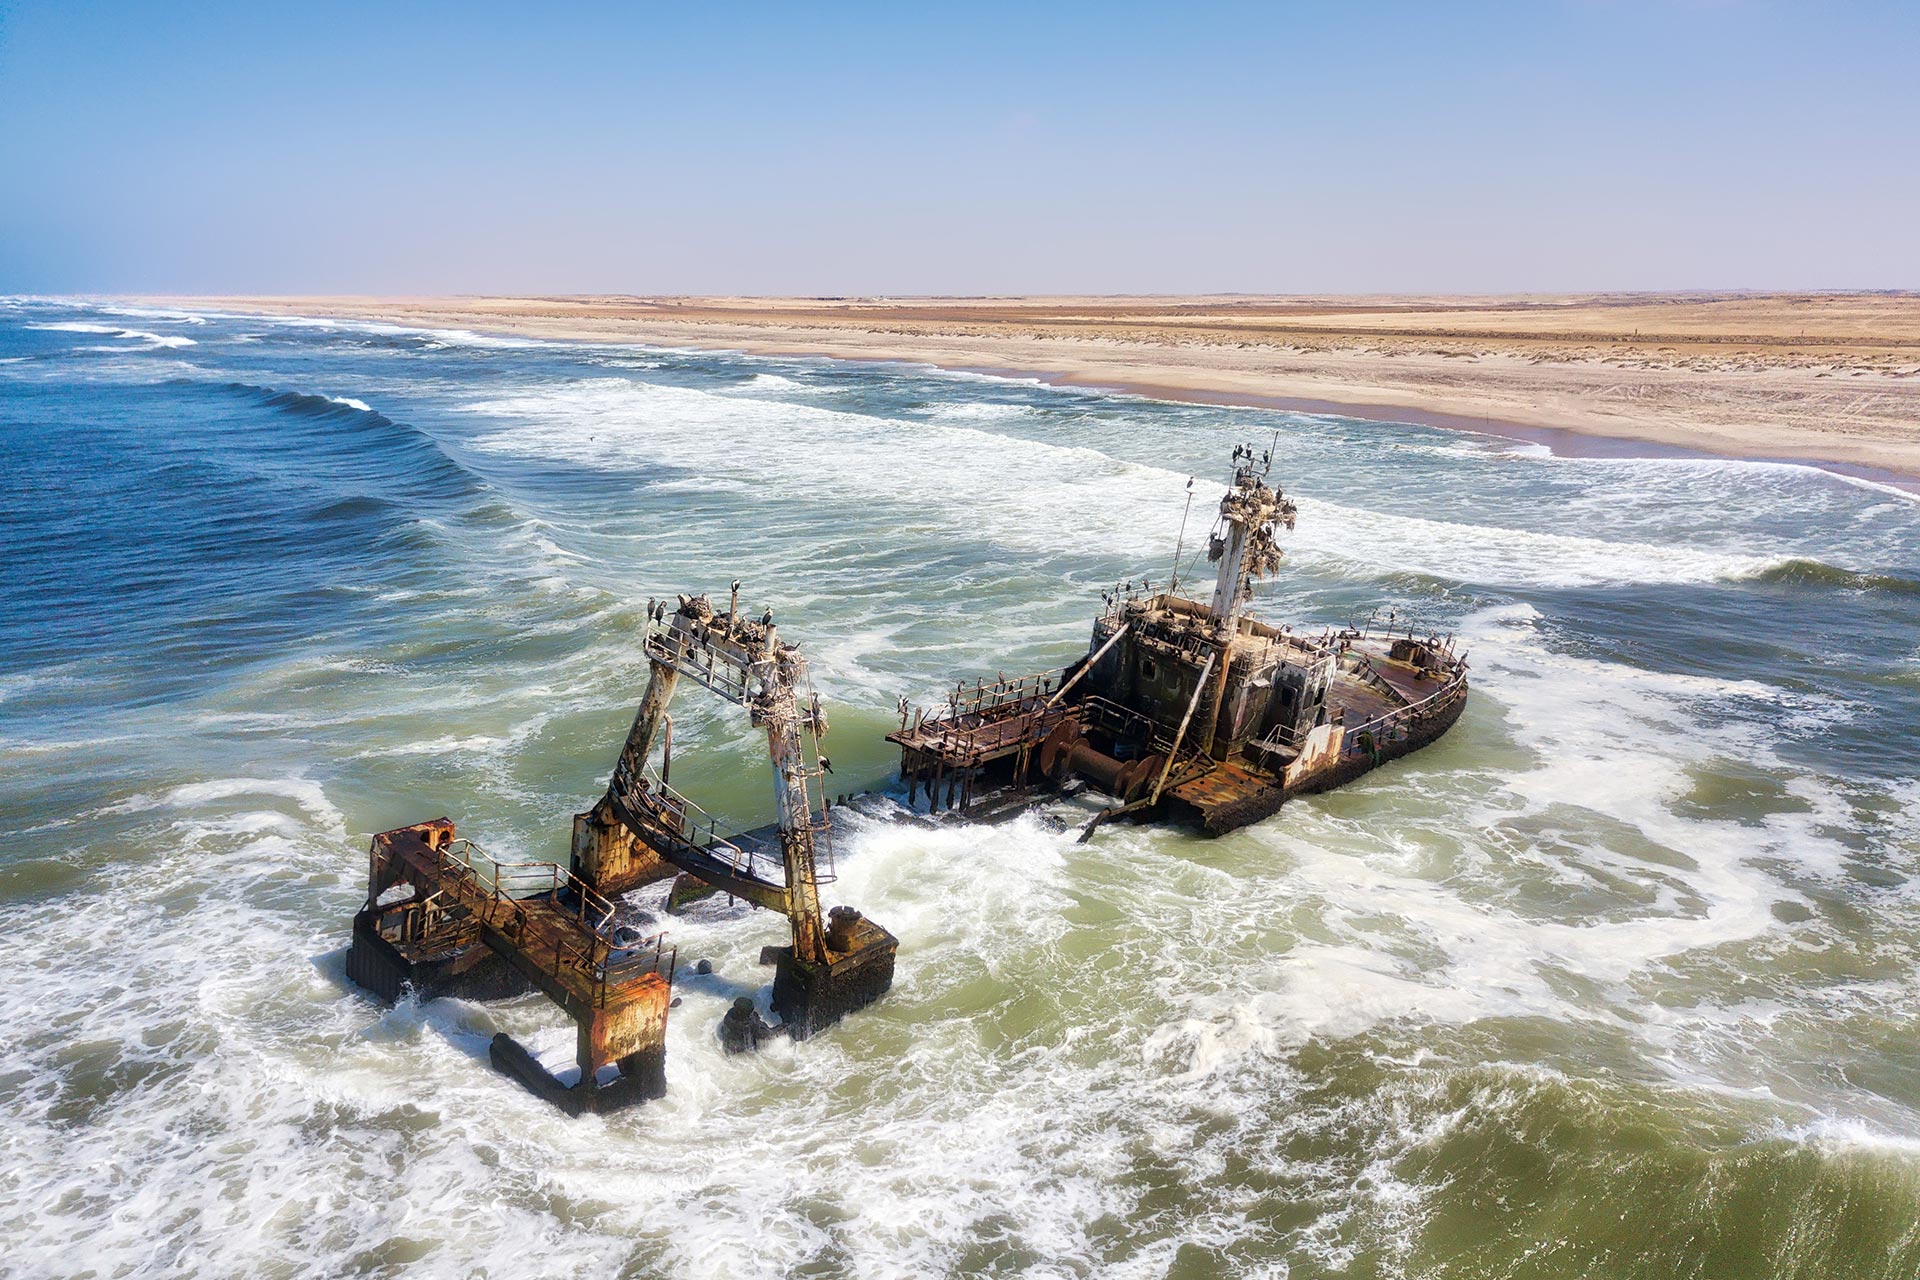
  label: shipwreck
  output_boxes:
[341,443,1466,1111]
[889,443,1471,835]
[346,587,893,1114]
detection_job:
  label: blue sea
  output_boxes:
[3,297,1919,1278]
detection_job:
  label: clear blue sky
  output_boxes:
[2,1,1915,295]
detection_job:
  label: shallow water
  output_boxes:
[3,298,1918,1279]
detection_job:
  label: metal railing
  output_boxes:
[943,669,1062,719]
[1129,624,1218,669]
[1342,672,1468,755]
[616,770,788,888]
[1338,611,1467,680]
[1076,695,1179,757]
[895,667,1072,770]
[428,837,675,1002]
[1345,608,1454,646]
[1248,721,1310,756]
[645,624,755,705]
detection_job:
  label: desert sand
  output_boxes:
[148,293,1920,487]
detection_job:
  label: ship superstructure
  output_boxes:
[890,445,1470,834]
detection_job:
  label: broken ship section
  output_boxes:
[891,448,1470,835]
[346,591,894,1114]
[347,820,677,1114]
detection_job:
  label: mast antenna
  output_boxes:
[1166,476,1195,596]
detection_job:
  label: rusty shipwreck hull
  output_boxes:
[1181,678,1470,833]
[346,818,677,1114]
[342,589,898,1114]
[889,447,1472,838]
[890,641,1469,838]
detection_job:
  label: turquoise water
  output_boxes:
[2,298,1918,1278]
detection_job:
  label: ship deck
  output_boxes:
[887,625,1468,833]
[1328,638,1456,731]
[372,822,673,1015]
[888,701,1072,766]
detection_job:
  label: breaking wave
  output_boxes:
[460,374,1805,592]
[735,372,810,392]
[26,320,197,348]
[1738,557,1920,596]
[211,380,493,503]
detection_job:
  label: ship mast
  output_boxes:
[1205,442,1296,626]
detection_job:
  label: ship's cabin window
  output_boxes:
[1141,659,1158,681]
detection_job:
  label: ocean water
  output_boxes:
[2,297,1918,1280]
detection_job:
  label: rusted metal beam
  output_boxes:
[1150,651,1216,805]
[1043,623,1130,710]
[1195,638,1235,758]
[611,659,680,801]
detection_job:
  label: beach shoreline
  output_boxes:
[944,364,1920,495]
[133,293,1920,492]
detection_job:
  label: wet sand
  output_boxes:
[144,293,1920,488]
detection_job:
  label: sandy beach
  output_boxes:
[147,293,1920,487]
